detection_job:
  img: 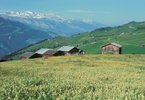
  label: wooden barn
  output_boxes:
[101,43,122,54]
[0,57,8,62]
[20,52,42,60]
[43,50,65,58]
[58,46,83,55]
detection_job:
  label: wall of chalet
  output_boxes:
[102,44,121,54]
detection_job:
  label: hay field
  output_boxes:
[0,55,145,100]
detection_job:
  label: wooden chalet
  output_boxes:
[20,52,42,60]
[58,46,83,55]
[101,42,122,54]
[43,50,65,58]
[0,57,8,62]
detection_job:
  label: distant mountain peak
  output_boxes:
[1,11,45,18]
[0,10,105,35]
[0,10,66,21]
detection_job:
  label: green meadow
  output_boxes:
[0,55,145,99]
[8,21,145,60]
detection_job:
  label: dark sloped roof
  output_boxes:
[21,52,35,58]
[102,42,122,48]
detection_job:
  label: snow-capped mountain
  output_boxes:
[1,11,65,21]
[0,11,106,36]
[0,11,106,57]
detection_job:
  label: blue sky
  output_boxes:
[0,0,145,25]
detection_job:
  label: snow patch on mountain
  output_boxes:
[0,11,66,22]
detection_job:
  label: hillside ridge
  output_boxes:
[7,21,145,59]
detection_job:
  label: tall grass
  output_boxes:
[0,55,145,99]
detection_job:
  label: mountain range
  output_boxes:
[0,11,105,36]
[0,11,105,57]
[8,21,145,59]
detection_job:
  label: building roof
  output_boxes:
[111,42,122,47]
[44,50,59,55]
[21,52,35,58]
[35,48,52,55]
[58,46,75,52]
[102,42,122,48]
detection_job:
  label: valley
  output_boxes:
[8,21,145,60]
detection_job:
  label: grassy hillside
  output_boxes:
[0,17,53,57]
[1,55,145,99]
[8,21,145,59]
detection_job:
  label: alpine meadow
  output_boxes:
[0,55,145,99]
[1,0,145,100]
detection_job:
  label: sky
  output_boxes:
[0,0,145,26]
